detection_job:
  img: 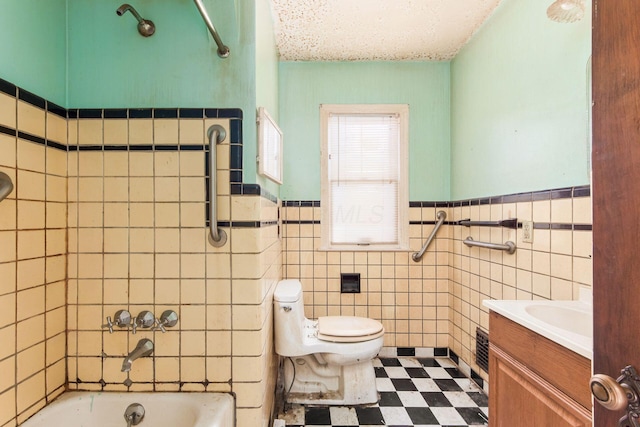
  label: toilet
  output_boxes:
[273,279,384,405]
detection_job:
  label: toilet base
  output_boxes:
[283,354,379,405]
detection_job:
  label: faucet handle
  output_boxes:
[151,310,178,333]
[102,316,114,333]
[152,318,166,333]
[133,310,155,334]
[160,310,178,326]
[113,310,132,328]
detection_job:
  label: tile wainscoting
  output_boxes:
[0,77,281,427]
[283,186,592,383]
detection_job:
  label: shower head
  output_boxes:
[117,4,155,37]
[546,0,585,23]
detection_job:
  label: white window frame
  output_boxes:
[320,104,409,251]
[257,107,283,184]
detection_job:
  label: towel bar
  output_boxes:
[458,218,518,229]
[463,236,516,254]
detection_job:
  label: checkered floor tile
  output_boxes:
[279,357,488,427]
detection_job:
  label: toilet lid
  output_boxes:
[317,316,384,343]
[274,279,302,302]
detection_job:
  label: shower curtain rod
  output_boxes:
[193,0,230,58]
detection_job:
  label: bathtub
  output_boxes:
[20,392,235,427]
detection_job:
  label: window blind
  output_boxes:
[327,113,401,245]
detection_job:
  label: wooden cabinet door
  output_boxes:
[489,347,591,427]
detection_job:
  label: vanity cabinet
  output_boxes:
[489,311,592,426]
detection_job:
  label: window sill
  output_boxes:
[318,245,411,252]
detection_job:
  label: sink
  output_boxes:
[483,299,593,359]
[524,304,592,338]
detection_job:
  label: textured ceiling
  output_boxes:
[270,0,503,61]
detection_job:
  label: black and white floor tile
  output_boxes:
[279,357,489,427]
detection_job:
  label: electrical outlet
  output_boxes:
[522,220,534,243]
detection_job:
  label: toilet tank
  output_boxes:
[274,279,303,303]
[273,279,308,357]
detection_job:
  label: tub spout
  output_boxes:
[122,338,154,372]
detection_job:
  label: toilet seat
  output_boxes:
[317,316,384,343]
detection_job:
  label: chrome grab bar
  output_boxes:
[412,210,447,262]
[193,0,230,58]
[208,125,227,247]
[463,236,516,254]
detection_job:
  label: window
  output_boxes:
[320,104,409,250]
[257,107,283,184]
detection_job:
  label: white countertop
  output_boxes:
[483,299,593,360]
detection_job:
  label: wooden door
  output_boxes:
[592,0,640,425]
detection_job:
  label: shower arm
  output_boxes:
[193,0,230,58]
[0,172,14,203]
[120,4,144,22]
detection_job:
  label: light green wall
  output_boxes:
[1,0,264,184]
[450,0,592,200]
[0,0,67,105]
[67,0,250,108]
[278,62,451,201]
[67,0,260,184]
[254,0,280,194]
[255,0,278,119]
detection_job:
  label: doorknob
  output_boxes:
[591,365,640,427]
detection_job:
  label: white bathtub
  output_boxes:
[20,392,235,427]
